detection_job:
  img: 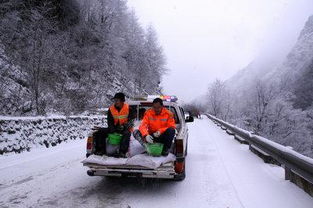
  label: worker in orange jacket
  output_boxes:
[137,98,176,156]
[93,92,134,157]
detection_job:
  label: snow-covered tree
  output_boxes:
[0,0,166,115]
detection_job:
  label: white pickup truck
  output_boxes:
[83,97,194,181]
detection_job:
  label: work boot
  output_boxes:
[95,150,105,156]
[112,152,120,158]
[133,130,145,146]
[119,152,127,158]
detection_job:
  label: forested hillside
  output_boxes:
[0,0,166,116]
[205,15,313,157]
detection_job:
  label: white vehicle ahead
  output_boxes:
[83,95,194,181]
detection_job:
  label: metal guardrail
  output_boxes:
[206,114,313,197]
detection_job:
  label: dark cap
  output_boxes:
[153,98,163,106]
[112,92,126,102]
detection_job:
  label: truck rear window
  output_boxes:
[130,104,180,124]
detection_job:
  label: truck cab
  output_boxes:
[84,95,193,181]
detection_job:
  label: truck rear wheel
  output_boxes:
[173,162,186,181]
[174,169,185,181]
[87,170,95,176]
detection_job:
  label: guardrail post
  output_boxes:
[234,135,249,144]
[249,144,273,164]
[285,166,292,180]
[226,129,234,135]
[284,166,313,197]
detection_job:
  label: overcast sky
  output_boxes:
[128,0,313,103]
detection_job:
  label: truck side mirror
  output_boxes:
[185,116,194,123]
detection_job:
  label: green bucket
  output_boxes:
[145,143,164,156]
[108,133,122,145]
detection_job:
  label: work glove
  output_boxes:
[145,135,154,144]
[153,131,161,138]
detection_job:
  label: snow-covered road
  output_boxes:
[0,117,312,208]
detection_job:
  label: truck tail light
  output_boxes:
[86,137,93,151]
[175,161,185,173]
[175,139,184,157]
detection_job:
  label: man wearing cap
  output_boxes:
[93,92,134,157]
[136,98,176,156]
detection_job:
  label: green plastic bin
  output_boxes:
[145,143,164,156]
[108,133,122,145]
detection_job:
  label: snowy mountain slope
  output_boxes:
[0,0,164,116]
[215,15,313,158]
[225,58,280,95]
[0,46,32,115]
[226,15,313,94]
[271,15,313,88]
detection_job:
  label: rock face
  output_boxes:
[0,115,106,154]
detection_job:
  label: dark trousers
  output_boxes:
[93,128,131,154]
[133,127,175,150]
[154,128,176,150]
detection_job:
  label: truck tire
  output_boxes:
[174,169,186,181]
[87,170,95,176]
[173,163,186,181]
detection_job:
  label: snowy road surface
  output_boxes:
[0,117,313,208]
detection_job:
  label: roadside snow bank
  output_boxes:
[0,115,106,154]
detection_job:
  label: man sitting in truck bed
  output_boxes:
[136,98,176,156]
[93,92,134,157]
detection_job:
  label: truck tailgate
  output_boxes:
[84,161,176,178]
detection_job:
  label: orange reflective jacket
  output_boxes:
[109,103,129,125]
[139,107,176,137]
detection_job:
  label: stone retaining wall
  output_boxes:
[0,116,106,154]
